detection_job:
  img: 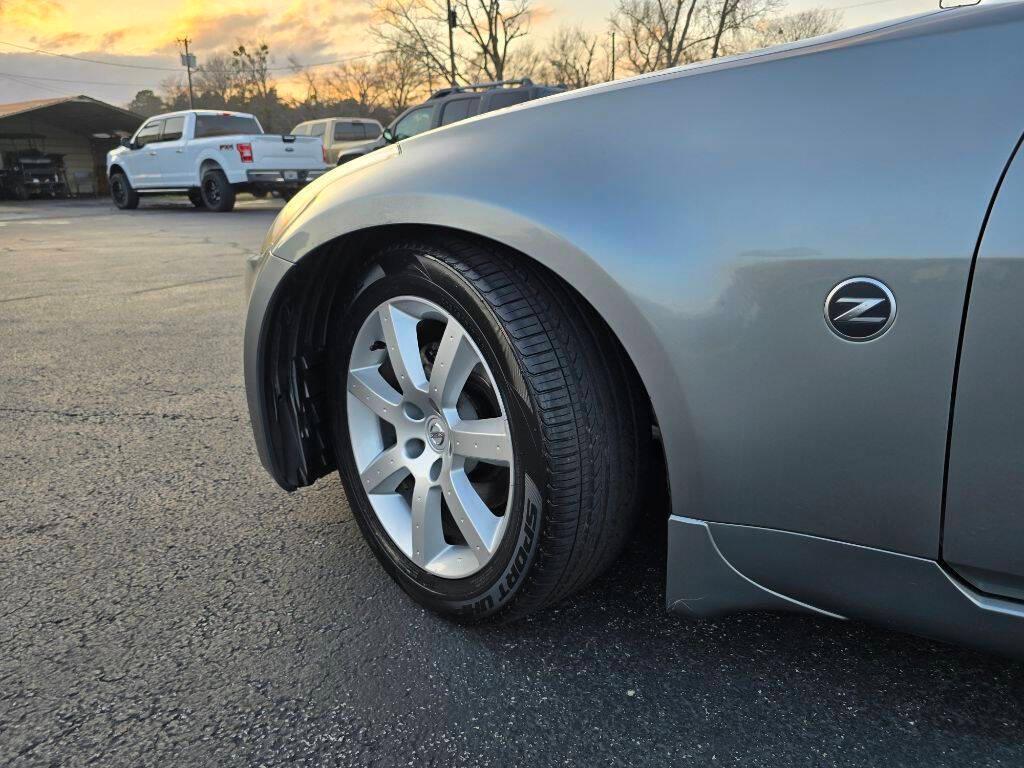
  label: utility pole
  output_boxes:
[178,37,196,109]
[446,0,458,88]
[610,31,616,81]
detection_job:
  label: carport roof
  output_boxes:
[0,95,142,137]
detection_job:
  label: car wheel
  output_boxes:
[13,183,30,202]
[329,237,649,621]
[280,190,296,202]
[251,189,268,198]
[187,189,205,208]
[109,172,138,210]
[200,169,235,212]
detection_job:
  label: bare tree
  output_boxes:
[375,49,430,114]
[609,0,705,74]
[705,0,782,59]
[231,43,277,129]
[373,0,459,86]
[373,0,534,86]
[195,55,235,105]
[324,59,383,114]
[543,25,600,89]
[748,7,842,48]
[454,0,532,81]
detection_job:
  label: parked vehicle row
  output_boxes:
[106,81,565,212]
[334,79,565,166]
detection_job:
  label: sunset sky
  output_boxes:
[0,0,935,106]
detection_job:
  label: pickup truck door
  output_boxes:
[123,119,163,186]
[147,115,188,187]
[944,136,1024,601]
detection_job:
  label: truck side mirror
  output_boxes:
[120,137,135,150]
[382,128,395,144]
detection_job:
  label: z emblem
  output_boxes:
[824,278,896,341]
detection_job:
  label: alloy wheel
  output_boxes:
[346,296,513,579]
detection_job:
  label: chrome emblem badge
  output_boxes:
[825,277,896,342]
[427,418,447,450]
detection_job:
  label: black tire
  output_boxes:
[200,169,235,212]
[109,172,138,209]
[187,189,205,208]
[251,189,268,198]
[329,236,649,621]
[280,190,297,202]
[13,183,29,202]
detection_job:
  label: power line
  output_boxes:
[0,71,165,87]
[0,40,377,73]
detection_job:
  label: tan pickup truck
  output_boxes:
[290,117,383,164]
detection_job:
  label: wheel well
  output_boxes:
[109,164,125,178]
[259,224,669,508]
[200,159,223,177]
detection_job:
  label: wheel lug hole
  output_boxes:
[405,438,425,459]
[429,458,442,482]
[403,402,424,421]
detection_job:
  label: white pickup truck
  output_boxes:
[107,110,329,212]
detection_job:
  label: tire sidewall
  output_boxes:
[110,174,133,209]
[201,171,234,212]
[330,247,547,619]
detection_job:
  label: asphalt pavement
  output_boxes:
[2,198,1024,767]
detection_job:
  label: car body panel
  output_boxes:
[258,4,1024,553]
[944,138,1024,601]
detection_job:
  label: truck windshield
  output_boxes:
[194,115,263,138]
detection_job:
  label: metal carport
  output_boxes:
[0,95,142,197]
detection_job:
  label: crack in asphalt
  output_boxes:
[0,405,241,423]
[0,294,53,304]
[130,274,241,295]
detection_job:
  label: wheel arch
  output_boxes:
[253,222,681,516]
[199,158,225,177]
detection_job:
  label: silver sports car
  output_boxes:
[245,2,1024,656]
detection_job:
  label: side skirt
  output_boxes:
[667,515,1024,658]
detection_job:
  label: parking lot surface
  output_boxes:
[2,198,1024,767]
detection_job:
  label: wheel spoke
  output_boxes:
[410,480,443,567]
[429,320,480,408]
[451,418,510,465]
[360,445,408,494]
[443,468,501,556]
[380,304,428,397]
[348,367,402,424]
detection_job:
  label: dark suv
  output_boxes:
[336,79,564,165]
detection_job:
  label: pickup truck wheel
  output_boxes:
[200,169,235,212]
[187,189,205,208]
[109,173,138,210]
[329,237,649,621]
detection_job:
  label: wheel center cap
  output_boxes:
[426,416,447,451]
